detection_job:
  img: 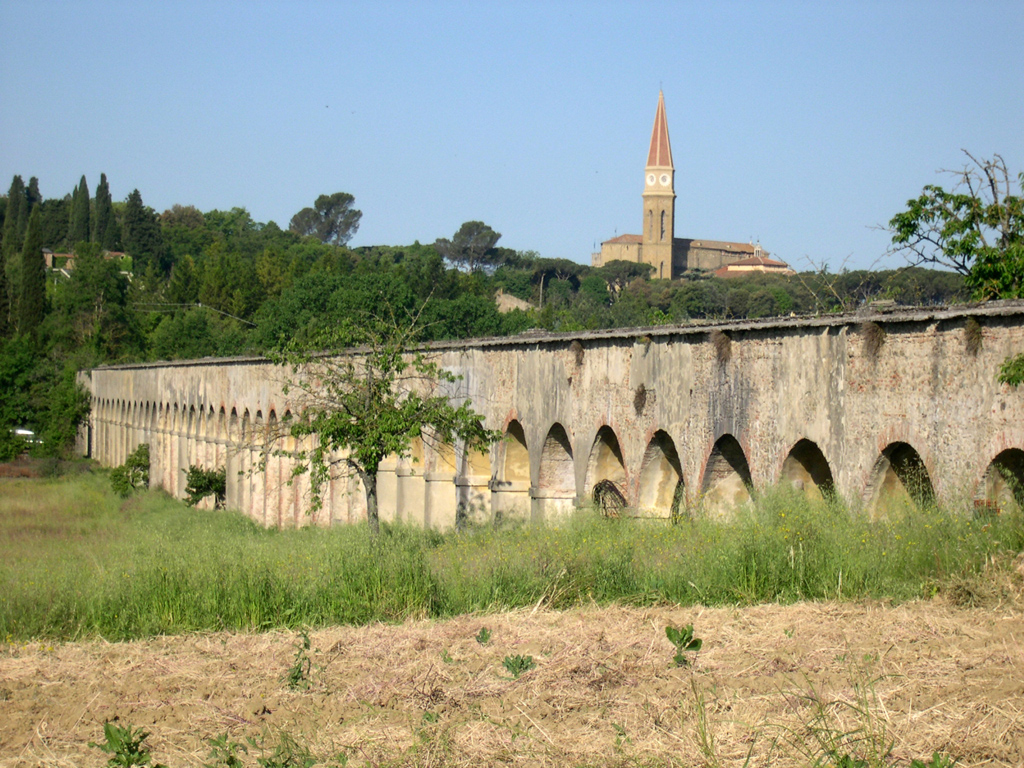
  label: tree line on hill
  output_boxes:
[1,154,1019,460]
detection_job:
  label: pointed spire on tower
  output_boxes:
[646,90,673,169]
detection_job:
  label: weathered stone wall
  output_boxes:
[80,302,1024,527]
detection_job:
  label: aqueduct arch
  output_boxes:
[492,420,530,520]
[535,423,575,521]
[866,441,936,516]
[637,430,684,518]
[585,426,628,514]
[977,448,1024,513]
[780,438,835,499]
[700,434,753,518]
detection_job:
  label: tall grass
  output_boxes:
[1,474,1020,641]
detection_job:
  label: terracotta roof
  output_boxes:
[603,234,643,245]
[727,255,789,268]
[646,91,673,169]
[714,254,795,278]
[675,238,757,253]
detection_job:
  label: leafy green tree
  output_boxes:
[38,365,91,457]
[888,151,1023,299]
[159,203,204,229]
[434,221,502,272]
[148,307,247,360]
[167,254,199,305]
[121,189,167,274]
[48,248,143,361]
[747,288,778,319]
[270,311,499,535]
[289,192,362,245]
[595,260,654,296]
[419,293,503,340]
[578,273,611,306]
[69,175,91,245]
[0,335,36,457]
[18,207,46,334]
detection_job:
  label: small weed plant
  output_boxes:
[285,630,313,690]
[204,733,247,768]
[502,653,535,678]
[666,623,702,667]
[89,721,167,768]
[911,754,957,768]
[247,732,316,768]
[475,626,491,644]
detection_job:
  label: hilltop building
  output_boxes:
[592,92,788,280]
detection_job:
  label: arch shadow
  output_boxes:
[637,430,684,519]
[700,434,753,518]
[780,438,835,499]
[538,423,574,496]
[866,441,936,515]
[585,426,627,514]
[977,448,1024,514]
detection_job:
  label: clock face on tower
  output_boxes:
[660,173,671,186]
[646,173,656,186]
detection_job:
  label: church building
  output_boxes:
[592,92,782,280]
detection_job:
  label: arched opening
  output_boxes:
[538,423,575,496]
[637,430,684,518]
[585,426,627,514]
[660,210,666,241]
[977,448,1024,514]
[867,441,935,515]
[700,434,753,518]
[780,439,835,499]
[535,422,576,521]
[500,420,530,483]
[492,420,530,522]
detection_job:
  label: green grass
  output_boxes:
[1,473,1021,641]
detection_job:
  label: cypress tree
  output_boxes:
[18,207,45,335]
[69,174,90,246]
[0,257,8,338]
[2,176,26,327]
[26,177,41,210]
[93,173,119,249]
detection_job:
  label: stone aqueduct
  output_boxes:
[80,303,1024,527]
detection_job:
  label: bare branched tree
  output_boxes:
[887,151,1023,299]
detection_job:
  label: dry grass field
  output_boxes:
[2,599,1023,767]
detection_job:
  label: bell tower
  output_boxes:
[641,91,675,279]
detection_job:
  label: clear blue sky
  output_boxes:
[2,1,1021,271]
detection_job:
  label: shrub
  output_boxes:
[110,444,150,498]
[183,465,226,508]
